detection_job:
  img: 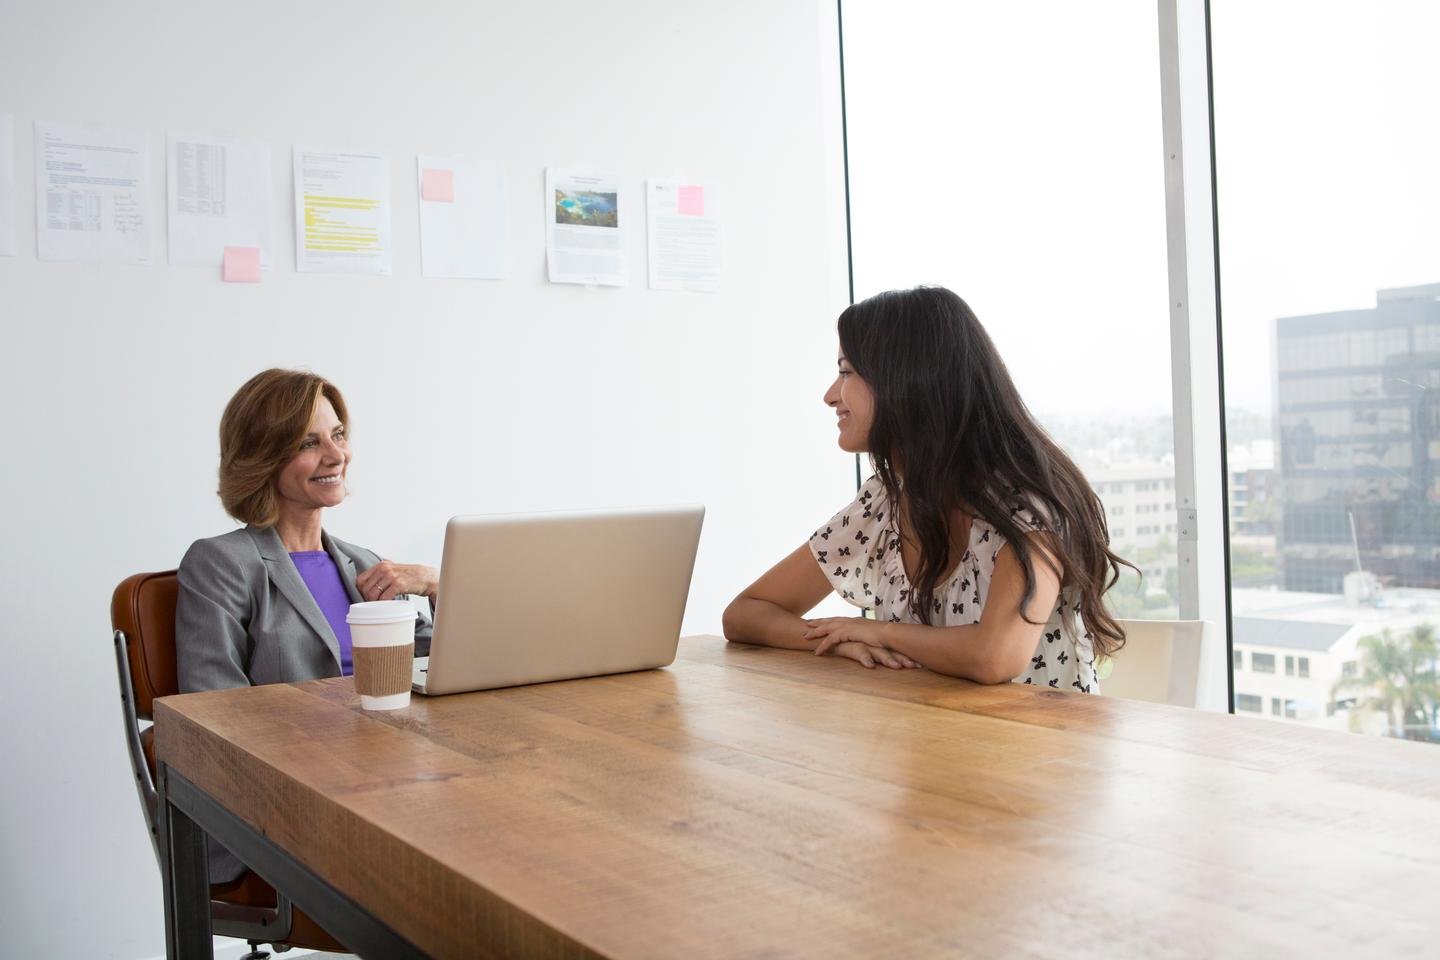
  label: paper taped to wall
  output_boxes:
[35,121,152,264]
[418,155,508,280]
[168,133,272,270]
[546,167,626,286]
[647,177,720,292]
[293,147,392,275]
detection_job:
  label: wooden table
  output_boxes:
[154,636,1440,958]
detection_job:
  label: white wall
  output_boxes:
[0,2,852,955]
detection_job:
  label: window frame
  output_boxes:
[834,0,1235,711]
[1157,0,1231,713]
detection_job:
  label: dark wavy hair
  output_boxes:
[837,286,1132,657]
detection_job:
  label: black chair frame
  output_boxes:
[114,627,299,953]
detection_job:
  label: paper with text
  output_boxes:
[293,147,391,275]
[418,155,508,279]
[647,178,720,292]
[546,167,626,286]
[35,121,152,264]
[168,133,272,269]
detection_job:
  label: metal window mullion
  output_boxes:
[1158,0,1232,712]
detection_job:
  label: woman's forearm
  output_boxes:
[880,621,1025,684]
[722,596,815,651]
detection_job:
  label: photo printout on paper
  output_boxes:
[0,114,15,257]
[35,121,152,264]
[167,133,272,269]
[417,154,509,279]
[293,147,392,275]
[545,167,626,286]
[646,178,720,292]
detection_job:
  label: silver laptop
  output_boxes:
[412,504,705,695]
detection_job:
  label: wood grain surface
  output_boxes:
[154,636,1440,959]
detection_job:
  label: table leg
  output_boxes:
[157,763,427,958]
[159,763,214,959]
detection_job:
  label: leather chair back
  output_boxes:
[111,570,179,720]
[109,568,347,952]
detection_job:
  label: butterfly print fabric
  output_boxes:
[808,475,1099,694]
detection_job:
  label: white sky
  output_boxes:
[842,1,1440,422]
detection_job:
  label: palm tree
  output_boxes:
[1332,624,1440,740]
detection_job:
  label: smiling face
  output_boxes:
[824,351,875,453]
[274,396,350,518]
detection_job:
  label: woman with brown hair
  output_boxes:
[177,368,436,694]
[176,368,437,882]
[723,286,1131,691]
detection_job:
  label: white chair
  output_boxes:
[1101,619,1214,708]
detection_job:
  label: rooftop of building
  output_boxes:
[1228,440,1274,474]
[1085,458,1175,483]
[1378,282,1440,304]
[1234,585,1440,620]
[1233,616,1350,652]
[1231,585,1440,651]
[1278,283,1440,333]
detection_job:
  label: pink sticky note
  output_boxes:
[421,168,455,203]
[222,246,261,283]
[677,185,705,216]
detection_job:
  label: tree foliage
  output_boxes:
[1332,624,1440,740]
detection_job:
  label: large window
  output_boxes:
[842,2,1177,618]
[841,2,1440,740]
[1214,2,1440,742]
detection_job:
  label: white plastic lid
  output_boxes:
[345,600,419,625]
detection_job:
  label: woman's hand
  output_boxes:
[357,561,439,601]
[804,617,919,669]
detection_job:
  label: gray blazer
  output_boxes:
[175,523,433,881]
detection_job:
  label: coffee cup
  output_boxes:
[346,600,418,710]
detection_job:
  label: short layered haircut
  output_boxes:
[217,369,349,527]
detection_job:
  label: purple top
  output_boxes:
[290,550,354,675]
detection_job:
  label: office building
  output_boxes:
[1275,283,1440,592]
[1232,582,1440,739]
[1228,440,1275,538]
[1091,458,1177,554]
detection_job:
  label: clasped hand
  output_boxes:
[803,617,919,670]
[356,561,440,602]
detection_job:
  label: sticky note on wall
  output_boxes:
[222,245,261,282]
[421,168,455,203]
[677,185,705,216]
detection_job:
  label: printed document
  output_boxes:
[646,178,720,292]
[293,147,391,274]
[417,155,508,279]
[546,168,626,286]
[35,121,152,264]
[168,133,272,268]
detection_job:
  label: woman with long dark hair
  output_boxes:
[723,286,1131,691]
